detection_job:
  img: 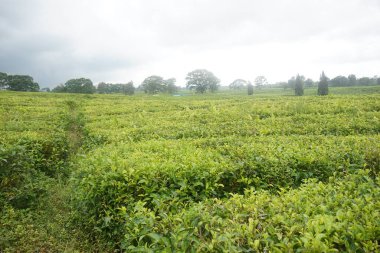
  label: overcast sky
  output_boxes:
[1,0,379,87]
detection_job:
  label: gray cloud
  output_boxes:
[0,0,379,87]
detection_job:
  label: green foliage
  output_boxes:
[136,170,379,252]
[1,90,379,252]
[0,92,95,252]
[140,76,176,94]
[229,79,248,90]
[254,75,267,88]
[53,78,95,94]
[318,71,329,95]
[295,74,304,96]
[68,90,380,251]
[348,74,357,86]
[0,72,8,87]
[330,75,349,87]
[304,78,314,87]
[0,74,40,91]
[163,78,178,94]
[186,69,220,93]
[97,81,135,95]
[247,82,254,95]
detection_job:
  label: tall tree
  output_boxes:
[254,76,267,89]
[0,72,7,88]
[304,78,314,87]
[294,74,304,96]
[141,75,165,94]
[330,76,349,87]
[247,82,254,95]
[63,78,95,94]
[7,75,39,92]
[186,69,220,93]
[358,77,371,86]
[348,74,357,86]
[318,71,329,95]
[97,82,112,94]
[122,81,135,95]
[163,78,178,94]
[229,79,248,90]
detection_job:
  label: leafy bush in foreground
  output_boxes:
[122,170,380,252]
[71,135,379,248]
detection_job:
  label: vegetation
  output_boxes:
[254,75,267,89]
[186,69,220,93]
[0,72,39,91]
[139,76,177,94]
[0,86,379,252]
[247,82,254,95]
[229,79,248,90]
[52,78,96,94]
[97,81,135,95]
[318,71,329,95]
[295,74,304,96]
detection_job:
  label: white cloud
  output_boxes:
[0,0,379,87]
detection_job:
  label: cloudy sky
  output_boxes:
[1,0,379,87]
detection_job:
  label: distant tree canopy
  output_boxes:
[329,74,379,87]
[330,76,349,87]
[318,71,329,96]
[0,72,7,88]
[0,72,39,91]
[254,76,268,88]
[53,78,95,94]
[140,76,177,94]
[229,79,248,90]
[186,69,220,93]
[97,81,135,95]
[348,74,357,86]
[294,74,304,96]
[164,78,178,94]
[247,82,254,95]
[304,78,314,87]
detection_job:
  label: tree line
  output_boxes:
[1,70,379,95]
[0,72,40,91]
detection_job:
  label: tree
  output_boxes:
[122,81,135,95]
[97,82,112,94]
[59,78,95,94]
[247,82,254,95]
[0,72,7,88]
[287,76,296,90]
[294,74,304,96]
[348,74,357,86]
[163,78,178,94]
[229,79,248,90]
[7,75,39,91]
[141,75,165,94]
[358,77,371,86]
[304,78,314,87]
[186,69,220,93]
[52,84,66,92]
[254,76,267,89]
[330,76,348,87]
[318,71,329,95]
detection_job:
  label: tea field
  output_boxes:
[1,87,380,252]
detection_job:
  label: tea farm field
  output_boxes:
[1,87,380,252]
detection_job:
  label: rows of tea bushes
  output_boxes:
[1,90,378,251]
[120,170,379,252]
[0,92,98,251]
[70,92,380,251]
[0,92,74,210]
[84,95,380,142]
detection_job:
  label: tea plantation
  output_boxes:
[1,87,379,252]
